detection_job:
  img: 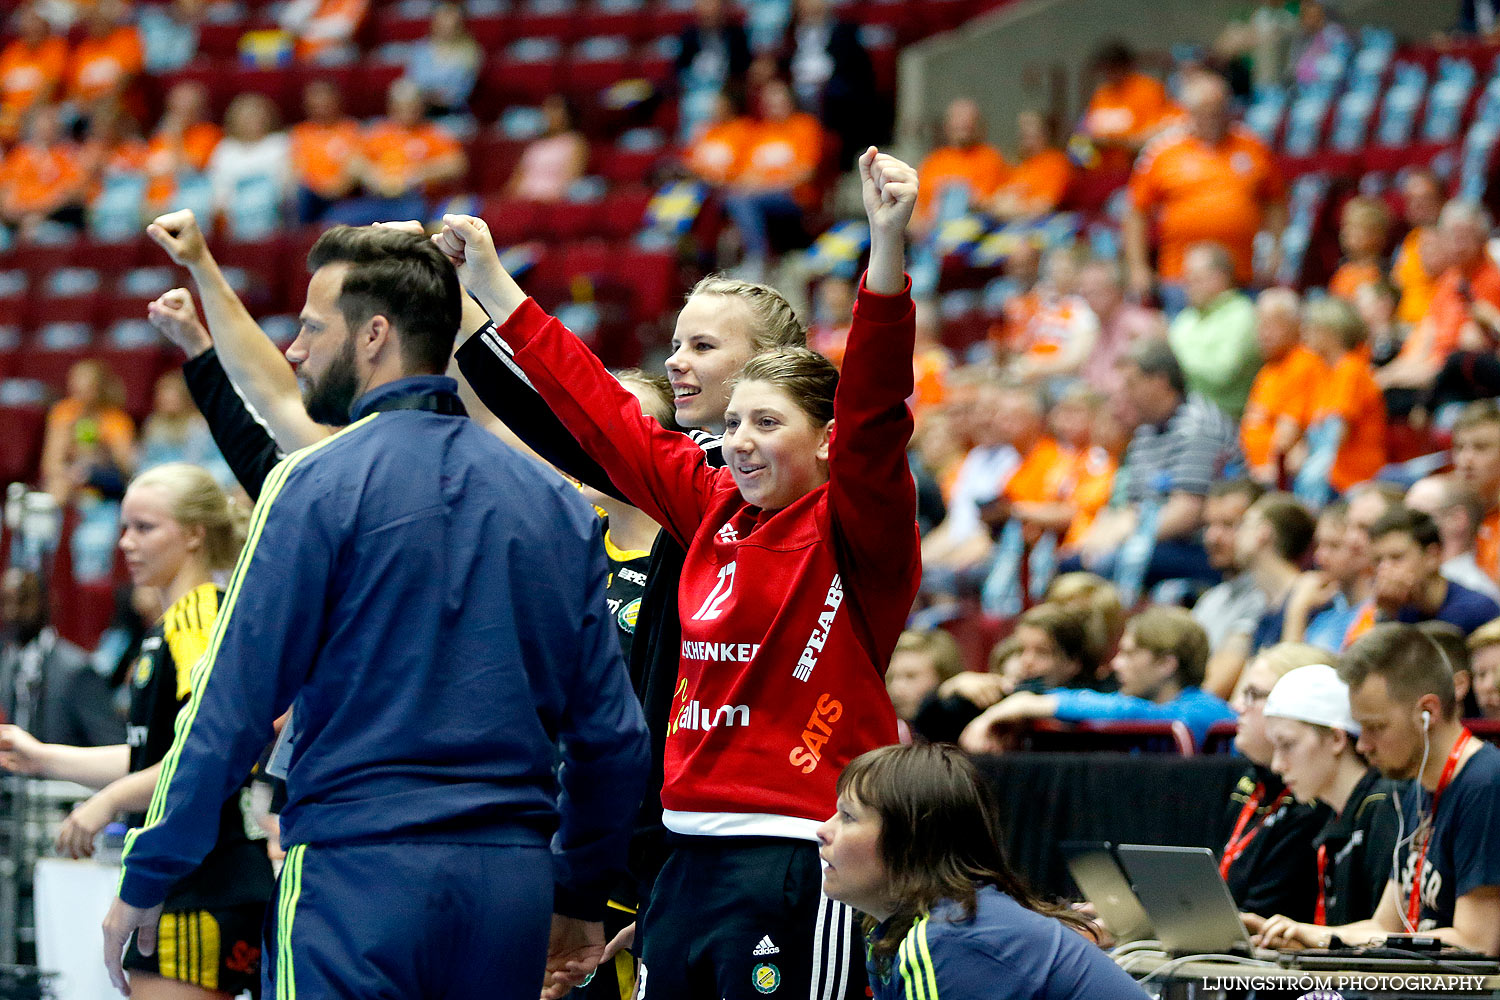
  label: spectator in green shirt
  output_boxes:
[1169,242,1262,420]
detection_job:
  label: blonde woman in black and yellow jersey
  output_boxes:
[0,462,274,999]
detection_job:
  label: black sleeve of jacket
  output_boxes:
[454,325,629,504]
[180,348,282,502]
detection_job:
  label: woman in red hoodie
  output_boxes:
[440,148,920,1000]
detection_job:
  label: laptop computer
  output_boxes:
[1059,841,1154,944]
[1115,844,1278,959]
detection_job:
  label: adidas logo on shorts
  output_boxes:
[752,936,780,956]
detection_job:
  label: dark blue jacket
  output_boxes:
[120,376,648,919]
[868,887,1147,1000]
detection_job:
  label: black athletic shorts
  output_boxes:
[636,836,866,1000]
[124,903,265,998]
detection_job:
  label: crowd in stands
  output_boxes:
[1,0,1500,986]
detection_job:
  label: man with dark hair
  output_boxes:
[1066,338,1242,588]
[101,211,650,999]
[0,567,122,747]
[1192,479,1267,695]
[1256,623,1500,955]
[1235,493,1317,660]
[1368,506,1500,636]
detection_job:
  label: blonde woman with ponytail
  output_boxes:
[0,463,274,999]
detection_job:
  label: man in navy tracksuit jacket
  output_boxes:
[103,221,649,999]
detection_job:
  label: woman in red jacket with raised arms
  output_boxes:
[438,148,920,1000]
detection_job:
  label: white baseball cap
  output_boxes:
[1263,664,1360,737]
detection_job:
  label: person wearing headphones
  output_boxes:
[1252,664,1400,929]
[1255,624,1500,955]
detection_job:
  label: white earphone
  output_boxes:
[1422,709,1432,730]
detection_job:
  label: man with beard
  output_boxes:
[1255,623,1500,955]
[101,215,649,999]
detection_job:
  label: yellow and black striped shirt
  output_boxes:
[126,583,274,911]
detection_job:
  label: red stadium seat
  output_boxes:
[69,237,147,279]
[557,238,615,280]
[223,64,298,122]
[354,63,406,118]
[16,340,94,397]
[563,58,635,103]
[99,346,171,418]
[482,46,564,107]
[197,21,245,60]
[592,141,661,185]
[468,14,509,49]
[1202,720,1239,755]
[370,11,430,44]
[0,327,19,380]
[541,200,605,242]
[0,402,46,485]
[481,198,547,247]
[468,134,528,195]
[616,244,677,320]
[598,185,652,238]
[512,2,581,43]
[0,273,30,328]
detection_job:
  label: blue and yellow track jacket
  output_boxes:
[119,376,649,919]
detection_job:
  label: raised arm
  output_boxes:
[151,288,283,499]
[146,210,330,452]
[434,214,723,546]
[828,149,920,597]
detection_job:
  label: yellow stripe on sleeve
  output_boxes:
[130,416,378,842]
[915,917,939,1000]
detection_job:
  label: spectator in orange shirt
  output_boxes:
[685,90,754,187]
[1240,288,1327,484]
[280,0,368,64]
[142,80,220,214]
[911,311,954,425]
[1124,70,1286,309]
[1392,168,1445,327]
[977,386,1117,611]
[1378,200,1500,401]
[78,98,148,200]
[0,104,87,238]
[0,5,67,143]
[327,79,465,227]
[1328,196,1391,302]
[913,97,1010,237]
[290,79,361,224]
[1297,297,1386,504]
[988,384,1117,549]
[723,77,824,280]
[506,94,588,203]
[1000,244,1100,385]
[65,0,143,113]
[41,358,137,507]
[990,110,1074,221]
[1082,41,1177,175]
